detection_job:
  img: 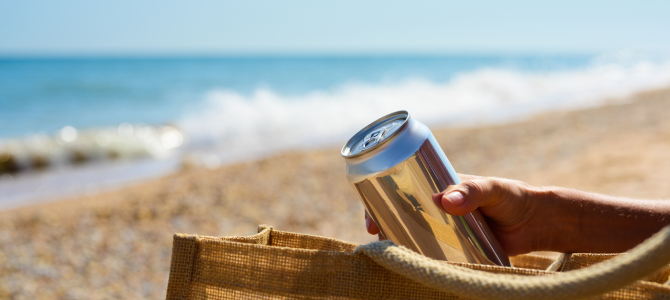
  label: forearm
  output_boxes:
[531,186,670,253]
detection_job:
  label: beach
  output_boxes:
[2,86,670,299]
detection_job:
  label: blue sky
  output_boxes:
[1,0,669,56]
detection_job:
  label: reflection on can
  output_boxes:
[342,110,511,266]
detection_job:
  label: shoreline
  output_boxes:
[2,86,670,299]
[5,85,670,213]
[0,157,182,210]
[3,85,670,220]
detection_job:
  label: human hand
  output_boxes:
[366,174,670,255]
[365,174,545,256]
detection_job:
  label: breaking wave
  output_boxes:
[178,54,670,161]
[5,52,670,173]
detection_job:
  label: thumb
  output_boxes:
[432,178,504,216]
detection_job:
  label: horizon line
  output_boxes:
[0,50,600,60]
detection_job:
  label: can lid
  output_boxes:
[341,110,409,158]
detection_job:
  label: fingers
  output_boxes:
[365,210,380,235]
[365,211,386,240]
[432,177,506,216]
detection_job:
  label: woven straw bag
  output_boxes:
[166,224,670,300]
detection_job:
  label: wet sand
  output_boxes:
[2,87,670,299]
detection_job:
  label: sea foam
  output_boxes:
[178,55,670,161]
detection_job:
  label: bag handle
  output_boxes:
[355,225,670,300]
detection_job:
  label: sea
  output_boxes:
[2,51,670,208]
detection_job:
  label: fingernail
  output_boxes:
[366,217,371,230]
[445,192,466,207]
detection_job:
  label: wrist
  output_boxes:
[525,186,581,253]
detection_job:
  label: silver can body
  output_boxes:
[342,111,511,266]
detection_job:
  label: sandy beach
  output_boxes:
[2,86,670,299]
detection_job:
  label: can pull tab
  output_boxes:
[361,127,387,150]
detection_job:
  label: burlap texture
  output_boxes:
[166,225,670,300]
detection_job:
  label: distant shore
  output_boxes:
[2,86,670,299]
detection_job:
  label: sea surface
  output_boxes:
[0,55,590,138]
[2,52,670,207]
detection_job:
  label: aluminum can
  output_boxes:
[341,110,511,266]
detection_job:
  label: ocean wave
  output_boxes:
[5,53,670,173]
[0,124,183,174]
[178,55,670,160]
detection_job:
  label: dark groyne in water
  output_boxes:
[0,123,184,175]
